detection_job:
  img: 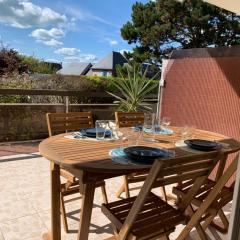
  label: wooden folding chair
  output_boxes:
[176,152,239,240]
[46,112,108,233]
[173,153,239,233]
[115,111,167,201]
[102,150,224,240]
[115,112,145,128]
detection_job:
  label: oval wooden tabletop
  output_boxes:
[39,127,240,174]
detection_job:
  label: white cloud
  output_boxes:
[30,28,64,40]
[43,39,63,47]
[109,40,118,46]
[103,37,118,46]
[65,6,119,28]
[0,0,67,28]
[55,47,81,56]
[64,54,98,63]
[30,28,64,46]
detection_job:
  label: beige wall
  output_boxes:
[0,104,116,142]
[0,102,157,142]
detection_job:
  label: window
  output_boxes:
[102,71,107,77]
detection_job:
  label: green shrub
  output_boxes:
[0,73,159,104]
[19,55,58,74]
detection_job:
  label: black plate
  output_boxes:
[133,124,143,131]
[80,128,111,138]
[124,146,172,164]
[184,139,221,151]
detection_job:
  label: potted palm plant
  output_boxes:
[107,63,159,112]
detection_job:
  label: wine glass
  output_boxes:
[131,127,142,146]
[116,127,126,149]
[181,125,195,140]
[108,120,117,139]
[161,117,171,129]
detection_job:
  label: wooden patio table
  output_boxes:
[39,127,240,240]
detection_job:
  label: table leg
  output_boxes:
[77,181,96,240]
[42,163,61,240]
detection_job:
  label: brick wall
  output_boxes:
[161,57,240,141]
[160,53,240,182]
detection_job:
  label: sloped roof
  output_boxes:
[57,62,92,76]
[86,69,93,76]
[91,51,127,70]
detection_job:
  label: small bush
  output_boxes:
[19,55,59,74]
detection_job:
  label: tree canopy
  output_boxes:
[0,47,27,75]
[0,46,59,76]
[121,0,240,64]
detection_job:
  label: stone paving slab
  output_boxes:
[0,152,229,240]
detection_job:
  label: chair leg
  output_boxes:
[195,223,209,240]
[116,176,130,198]
[112,224,119,235]
[103,236,117,240]
[101,185,108,204]
[187,205,209,240]
[219,209,229,227]
[202,214,215,231]
[160,186,167,202]
[115,183,125,198]
[210,209,229,233]
[159,234,170,240]
[165,235,170,240]
[60,193,69,233]
[176,219,210,240]
[124,176,130,198]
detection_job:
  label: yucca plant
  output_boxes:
[108,63,159,112]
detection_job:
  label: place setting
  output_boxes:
[175,125,228,153]
[109,114,175,165]
[65,120,124,142]
[109,145,175,165]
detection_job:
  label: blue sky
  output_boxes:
[0,0,148,63]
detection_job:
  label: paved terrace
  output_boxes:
[0,142,230,240]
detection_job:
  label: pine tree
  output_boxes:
[121,0,240,64]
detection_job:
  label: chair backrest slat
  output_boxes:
[153,169,213,187]
[115,112,144,128]
[46,112,93,136]
[152,151,221,188]
[162,151,220,167]
[162,159,214,176]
